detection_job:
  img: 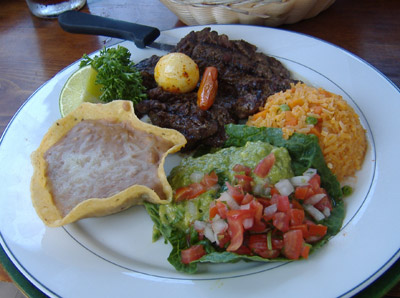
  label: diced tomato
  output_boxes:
[294,186,308,199]
[272,238,284,250]
[232,164,252,176]
[235,174,253,182]
[226,218,244,252]
[175,171,218,202]
[226,182,244,204]
[308,224,328,237]
[301,243,311,259]
[291,199,304,210]
[283,230,304,260]
[294,185,314,200]
[227,209,255,221]
[305,222,327,243]
[250,199,264,222]
[271,194,290,212]
[289,224,309,238]
[248,234,280,259]
[248,234,268,251]
[308,174,321,192]
[235,175,253,193]
[272,212,290,232]
[314,196,333,212]
[241,193,254,205]
[256,249,280,259]
[175,183,206,201]
[304,219,317,225]
[249,220,267,233]
[201,171,218,188]
[257,198,271,208]
[288,208,305,226]
[209,203,218,219]
[270,187,280,196]
[181,245,206,264]
[226,209,255,251]
[234,245,252,255]
[254,153,275,178]
[215,200,228,219]
[246,200,266,232]
[217,231,231,248]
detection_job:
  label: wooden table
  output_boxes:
[0,0,399,296]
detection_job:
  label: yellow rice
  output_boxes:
[247,82,367,182]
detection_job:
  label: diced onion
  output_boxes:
[243,218,254,229]
[323,207,331,217]
[264,187,271,196]
[253,184,271,197]
[275,179,294,196]
[252,184,264,196]
[190,171,204,183]
[240,203,251,210]
[212,218,228,234]
[290,175,311,187]
[304,204,325,221]
[214,233,220,245]
[209,200,216,209]
[264,203,277,217]
[194,220,206,232]
[212,214,221,222]
[187,201,197,217]
[303,168,317,177]
[204,225,216,242]
[304,193,326,205]
[218,192,240,210]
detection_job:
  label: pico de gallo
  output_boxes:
[145,137,345,273]
[180,166,331,263]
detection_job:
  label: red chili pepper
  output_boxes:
[197,66,218,111]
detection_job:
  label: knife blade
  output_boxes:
[58,11,176,52]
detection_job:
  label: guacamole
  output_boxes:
[159,141,293,232]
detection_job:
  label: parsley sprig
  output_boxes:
[79,46,147,104]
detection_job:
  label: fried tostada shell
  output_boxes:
[30,100,186,227]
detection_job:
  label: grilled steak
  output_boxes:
[135,28,295,150]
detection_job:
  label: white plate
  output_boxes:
[0,25,399,298]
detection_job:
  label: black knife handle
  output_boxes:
[58,11,160,49]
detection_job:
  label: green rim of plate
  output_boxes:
[0,242,399,298]
[0,244,48,298]
[354,256,400,298]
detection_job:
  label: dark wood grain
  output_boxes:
[0,0,399,296]
[282,0,400,89]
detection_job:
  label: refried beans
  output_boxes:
[44,119,174,216]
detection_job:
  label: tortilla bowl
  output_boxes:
[30,100,187,227]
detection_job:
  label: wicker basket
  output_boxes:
[160,0,335,26]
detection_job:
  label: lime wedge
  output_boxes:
[59,65,103,117]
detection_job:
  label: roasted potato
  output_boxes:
[154,52,199,93]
